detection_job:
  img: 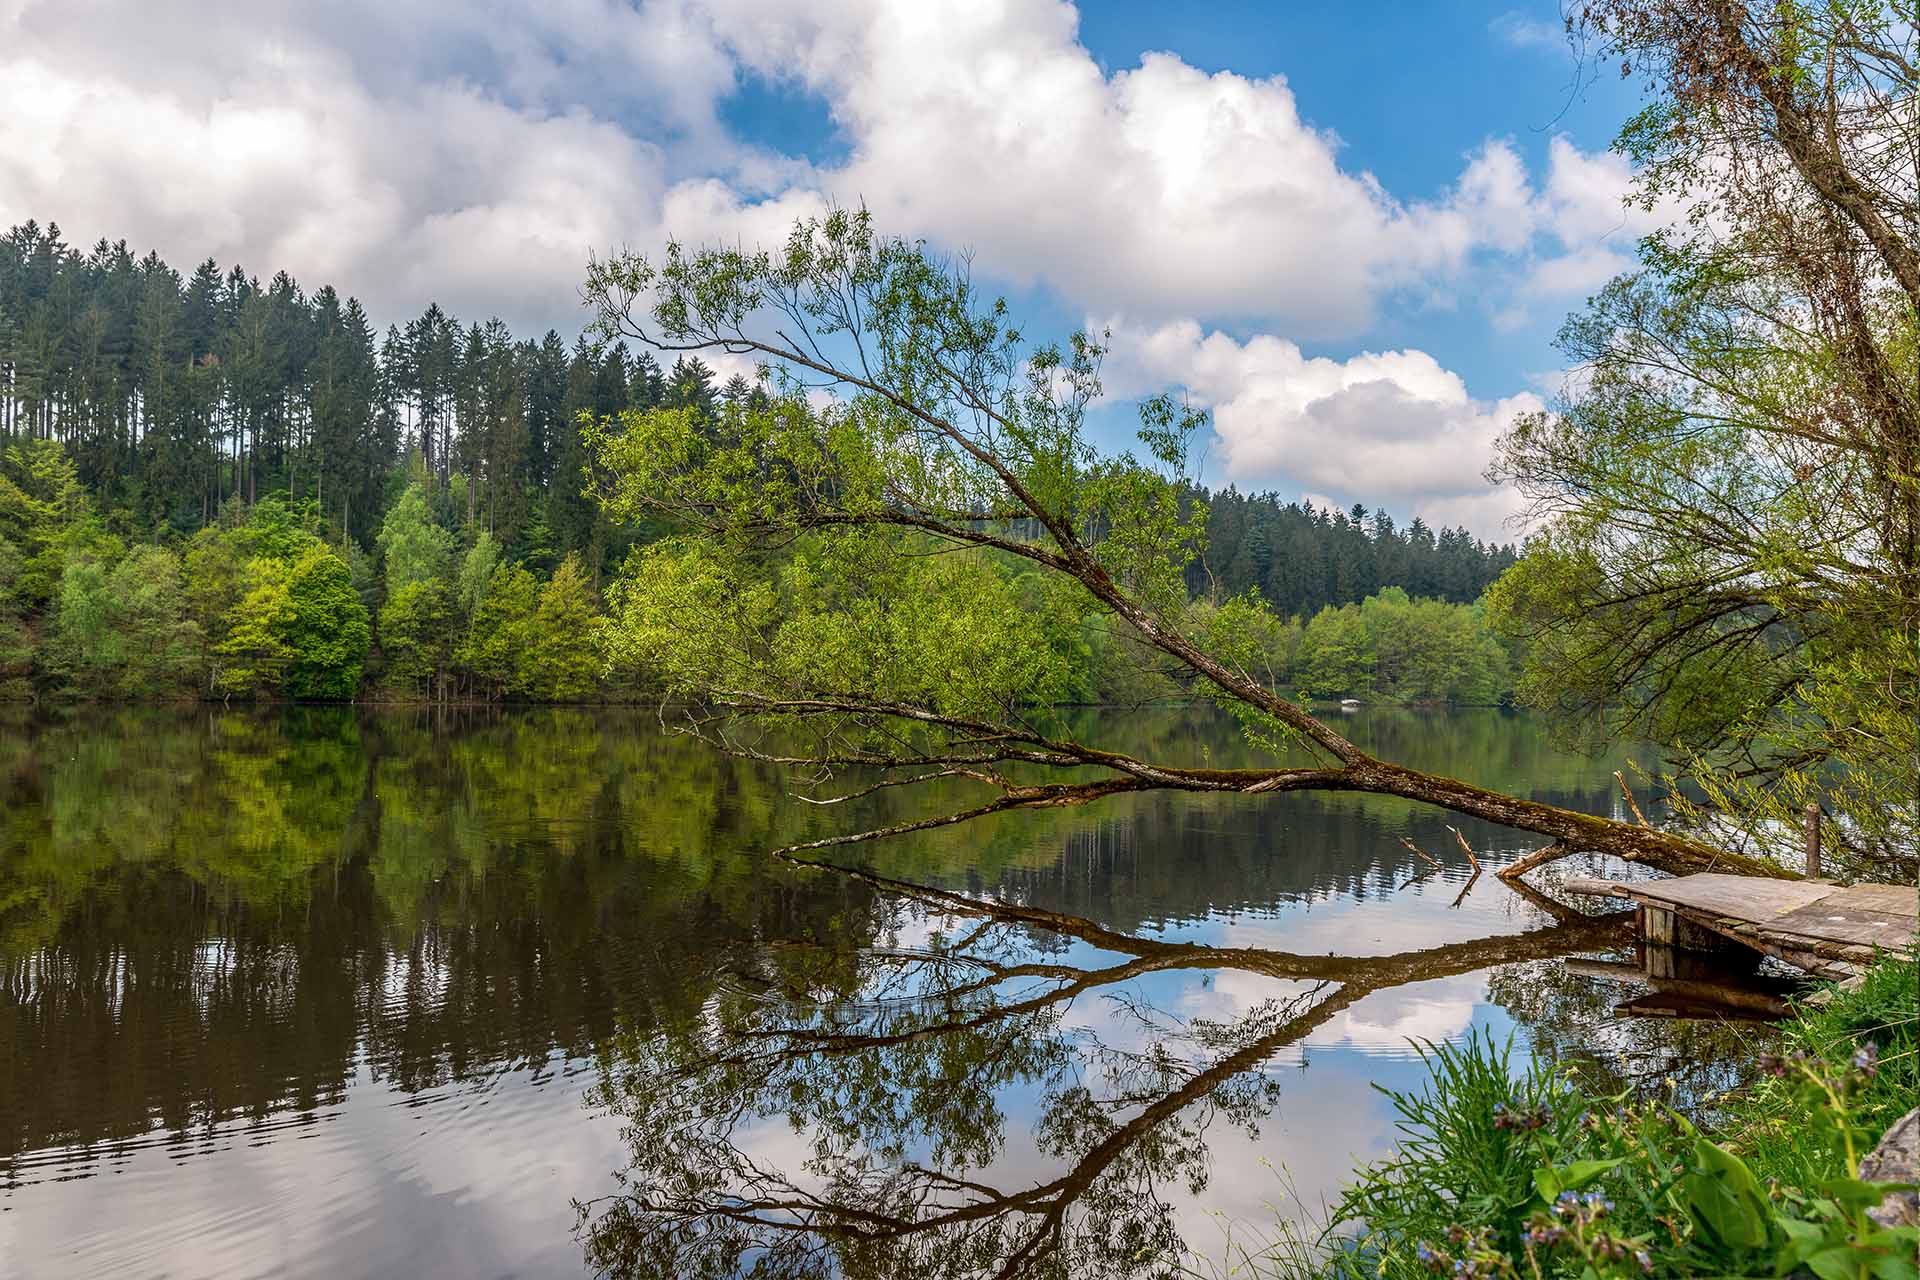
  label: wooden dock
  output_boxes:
[1564,873,1916,980]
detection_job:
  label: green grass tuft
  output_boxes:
[1243,950,1919,1280]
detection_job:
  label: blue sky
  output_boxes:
[0,0,1658,536]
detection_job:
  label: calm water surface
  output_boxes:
[0,706,1764,1278]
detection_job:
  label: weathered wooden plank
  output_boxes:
[1826,885,1918,916]
[1544,873,1911,977]
[1562,877,1635,899]
[1645,905,1674,947]
[1630,873,1837,920]
[1766,905,1915,950]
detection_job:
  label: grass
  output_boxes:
[1228,950,1918,1280]
[1715,953,1918,1191]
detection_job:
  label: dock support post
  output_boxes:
[1804,802,1822,879]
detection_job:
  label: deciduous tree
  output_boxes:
[1489,0,1918,875]
[583,209,1781,878]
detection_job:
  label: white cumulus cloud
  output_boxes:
[0,0,1664,525]
[1104,317,1541,538]
[680,0,1570,337]
[0,0,1623,339]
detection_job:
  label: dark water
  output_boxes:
[0,706,1764,1278]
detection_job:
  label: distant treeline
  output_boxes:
[1186,488,1517,618]
[0,219,738,570]
[0,219,1518,703]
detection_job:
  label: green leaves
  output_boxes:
[1533,1158,1624,1203]
[1681,1136,1773,1252]
[1487,44,1920,879]
[1312,957,1920,1280]
[1768,1178,1920,1280]
[214,556,296,697]
[377,579,454,693]
[281,545,370,700]
[49,544,201,698]
[377,483,455,594]
[523,553,603,701]
[604,526,1083,726]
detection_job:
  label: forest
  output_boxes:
[0,219,1519,704]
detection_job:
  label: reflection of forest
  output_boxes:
[576,868,1633,1279]
[0,707,879,1162]
[0,706,1655,1191]
[986,779,1616,933]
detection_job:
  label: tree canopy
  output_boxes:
[1488,0,1917,876]
[0,219,1499,706]
[582,206,1779,879]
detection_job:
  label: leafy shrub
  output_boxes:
[1297,953,1918,1280]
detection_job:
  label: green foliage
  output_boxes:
[378,579,454,694]
[0,215,1529,713]
[603,530,1082,722]
[456,561,540,696]
[585,210,1205,736]
[1295,604,1374,701]
[234,494,323,563]
[182,523,249,656]
[48,544,199,698]
[0,432,612,702]
[214,557,296,697]
[377,482,454,593]
[1189,490,1515,617]
[1484,40,1920,877]
[189,510,368,701]
[1077,618,1180,706]
[0,439,89,607]
[281,546,370,699]
[521,553,603,700]
[1289,591,1513,705]
[1324,1031,1594,1268]
[457,529,501,618]
[1714,954,1920,1195]
[1295,954,1919,1280]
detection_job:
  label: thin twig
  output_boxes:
[1445,826,1484,875]
[1615,771,1651,827]
[1398,836,1444,870]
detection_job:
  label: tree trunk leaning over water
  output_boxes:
[581,211,1794,883]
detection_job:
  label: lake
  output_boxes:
[0,705,1765,1278]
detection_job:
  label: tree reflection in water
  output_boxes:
[577,861,1628,1280]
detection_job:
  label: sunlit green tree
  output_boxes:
[49,544,199,697]
[281,545,370,699]
[523,553,602,700]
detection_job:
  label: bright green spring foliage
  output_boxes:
[1488,275,1918,876]
[602,529,1088,723]
[281,546,371,699]
[378,483,456,594]
[1293,953,1919,1280]
[1485,5,1919,879]
[0,440,90,608]
[585,208,1224,743]
[525,554,605,701]
[50,544,200,698]
[214,531,370,700]
[214,556,296,697]
[0,441,606,703]
[377,580,455,695]
[456,562,541,696]
[1292,589,1514,704]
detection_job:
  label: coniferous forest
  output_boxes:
[0,220,1518,703]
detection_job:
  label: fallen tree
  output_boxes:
[577,205,1789,882]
